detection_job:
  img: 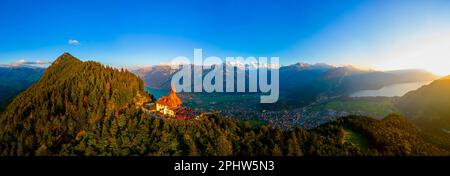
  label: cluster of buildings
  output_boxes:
[146,88,196,120]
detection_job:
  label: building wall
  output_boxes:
[156,103,164,111]
[156,103,175,116]
[164,108,175,116]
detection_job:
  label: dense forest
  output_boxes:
[0,53,447,156]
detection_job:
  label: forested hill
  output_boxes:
[314,114,446,155]
[397,76,450,123]
[396,76,450,150]
[0,53,151,155]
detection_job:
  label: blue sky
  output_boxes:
[1,0,450,74]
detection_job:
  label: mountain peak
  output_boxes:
[52,52,81,66]
[294,62,312,68]
[61,52,72,57]
[286,62,334,71]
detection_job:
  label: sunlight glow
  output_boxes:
[375,29,450,76]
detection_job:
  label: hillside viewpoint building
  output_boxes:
[155,88,182,116]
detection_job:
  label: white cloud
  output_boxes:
[35,60,47,65]
[15,59,27,65]
[68,39,80,45]
[8,59,50,67]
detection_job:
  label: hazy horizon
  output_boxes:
[1,52,448,77]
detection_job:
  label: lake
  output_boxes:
[350,81,431,97]
[144,87,168,99]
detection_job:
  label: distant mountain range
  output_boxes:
[133,63,439,109]
[0,66,44,111]
[133,65,177,89]
[0,59,439,112]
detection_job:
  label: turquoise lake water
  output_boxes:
[144,87,168,99]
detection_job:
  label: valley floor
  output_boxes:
[178,93,400,130]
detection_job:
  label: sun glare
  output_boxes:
[372,29,450,76]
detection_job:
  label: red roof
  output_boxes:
[156,89,182,107]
